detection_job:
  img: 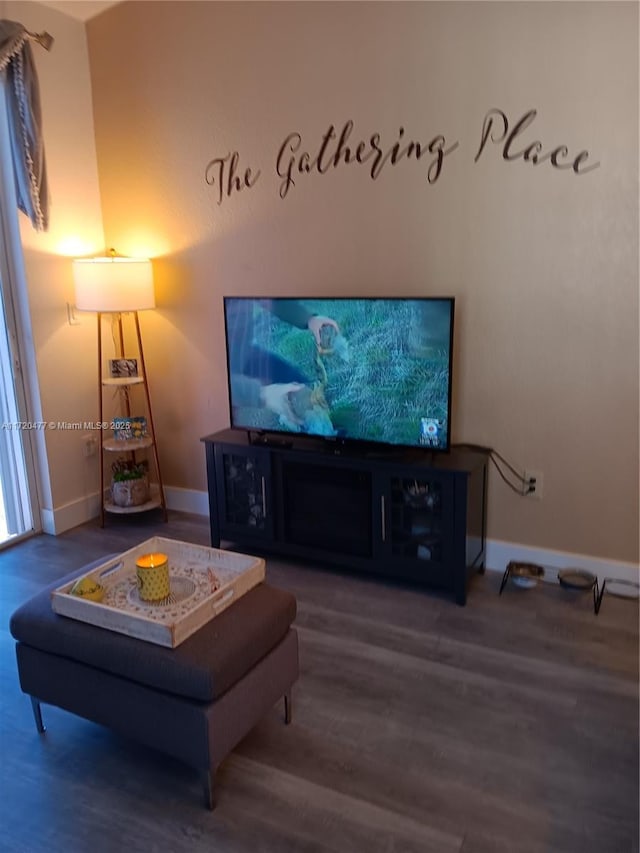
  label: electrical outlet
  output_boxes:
[524,469,543,499]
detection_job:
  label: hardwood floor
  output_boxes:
[1,512,638,853]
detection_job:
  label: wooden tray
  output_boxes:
[51,537,265,648]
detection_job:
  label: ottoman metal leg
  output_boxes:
[203,767,217,810]
[284,690,292,725]
[30,696,46,734]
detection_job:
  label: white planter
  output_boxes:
[111,476,150,508]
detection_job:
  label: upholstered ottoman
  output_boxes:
[9,557,299,809]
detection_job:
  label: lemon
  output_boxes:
[69,576,105,602]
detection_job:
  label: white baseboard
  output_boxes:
[163,485,210,516]
[41,486,209,535]
[486,539,639,585]
[41,488,639,586]
[40,493,102,535]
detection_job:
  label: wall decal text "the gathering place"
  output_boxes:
[204,108,600,208]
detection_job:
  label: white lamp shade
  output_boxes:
[73,257,155,312]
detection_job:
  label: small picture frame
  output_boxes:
[113,416,147,441]
[109,358,138,378]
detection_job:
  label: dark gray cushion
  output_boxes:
[10,556,296,703]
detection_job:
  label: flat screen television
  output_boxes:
[223,296,455,452]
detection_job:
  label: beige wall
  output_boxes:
[84,1,638,564]
[11,1,636,563]
[5,1,104,525]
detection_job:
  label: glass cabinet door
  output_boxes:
[215,445,274,540]
[377,472,454,583]
[391,476,443,560]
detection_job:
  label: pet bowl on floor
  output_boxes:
[508,561,545,589]
[557,568,597,591]
[601,578,640,599]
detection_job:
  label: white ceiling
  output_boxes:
[39,1,121,22]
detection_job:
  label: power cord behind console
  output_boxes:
[452,443,537,496]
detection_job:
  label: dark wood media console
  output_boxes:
[201,429,488,605]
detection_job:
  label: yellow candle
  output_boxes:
[135,552,170,602]
[136,552,168,569]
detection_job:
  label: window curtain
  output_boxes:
[0,20,52,232]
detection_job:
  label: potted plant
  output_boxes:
[110,457,150,508]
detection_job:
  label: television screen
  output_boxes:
[223,297,454,451]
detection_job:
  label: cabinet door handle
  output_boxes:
[261,476,267,515]
[381,495,386,542]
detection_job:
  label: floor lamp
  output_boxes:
[73,253,167,526]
